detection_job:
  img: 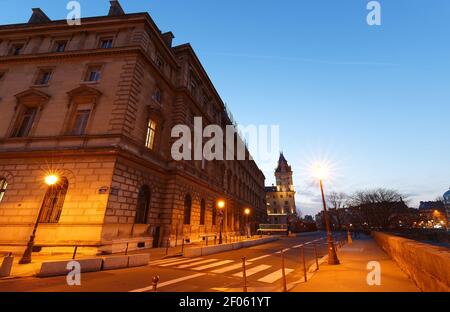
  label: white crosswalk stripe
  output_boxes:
[177,259,218,269]
[149,257,194,266]
[247,254,270,262]
[257,268,294,283]
[210,262,243,274]
[192,260,234,271]
[159,258,205,267]
[233,264,271,278]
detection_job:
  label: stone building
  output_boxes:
[0,1,266,255]
[264,153,297,231]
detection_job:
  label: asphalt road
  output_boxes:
[0,232,329,292]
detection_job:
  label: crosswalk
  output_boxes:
[148,256,296,285]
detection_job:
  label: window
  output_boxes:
[34,69,52,85]
[39,178,69,224]
[0,178,7,203]
[212,206,217,225]
[99,38,113,49]
[69,109,91,135]
[285,201,288,205]
[9,43,24,56]
[54,40,67,52]
[0,72,5,81]
[153,88,162,103]
[155,55,163,69]
[200,199,206,226]
[84,65,101,82]
[184,194,192,225]
[135,185,151,224]
[13,107,37,137]
[145,119,157,150]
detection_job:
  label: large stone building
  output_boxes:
[264,153,297,231]
[0,1,266,255]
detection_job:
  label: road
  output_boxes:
[0,232,328,292]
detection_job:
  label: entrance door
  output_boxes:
[152,226,161,248]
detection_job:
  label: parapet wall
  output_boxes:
[372,231,450,292]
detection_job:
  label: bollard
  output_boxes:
[214,235,217,245]
[242,257,248,292]
[281,249,287,292]
[206,236,209,247]
[125,242,129,256]
[152,275,160,292]
[181,238,185,254]
[301,245,307,282]
[347,229,353,245]
[314,243,319,271]
[165,240,170,256]
[0,253,14,278]
[72,246,78,260]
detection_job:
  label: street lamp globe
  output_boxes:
[217,200,225,209]
[244,208,251,215]
[45,174,59,186]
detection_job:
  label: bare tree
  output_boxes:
[348,188,409,229]
[326,192,348,230]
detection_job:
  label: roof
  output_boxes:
[419,201,445,211]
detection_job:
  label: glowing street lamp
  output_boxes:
[19,174,60,264]
[312,163,340,265]
[244,208,251,238]
[217,200,226,244]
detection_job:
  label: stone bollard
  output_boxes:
[0,253,14,278]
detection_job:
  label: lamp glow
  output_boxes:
[312,163,329,180]
[244,208,251,215]
[45,174,59,186]
[217,200,225,209]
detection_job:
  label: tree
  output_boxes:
[348,188,409,229]
[326,192,348,230]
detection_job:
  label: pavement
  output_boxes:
[292,235,421,292]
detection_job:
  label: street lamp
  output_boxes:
[217,199,225,244]
[244,208,251,238]
[19,174,60,264]
[313,163,340,265]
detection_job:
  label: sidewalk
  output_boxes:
[2,245,182,279]
[292,236,420,292]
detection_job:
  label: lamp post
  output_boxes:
[19,174,59,264]
[217,200,225,244]
[244,208,251,238]
[314,164,340,265]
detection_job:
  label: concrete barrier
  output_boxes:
[372,231,450,292]
[127,254,150,268]
[38,258,103,277]
[0,255,14,278]
[184,236,279,258]
[102,255,129,271]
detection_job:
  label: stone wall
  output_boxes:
[372,231,450,292]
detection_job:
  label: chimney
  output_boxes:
[161,32,175,48]
[108,0,125,16]
[28,8,51,24]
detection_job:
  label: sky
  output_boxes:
[1,0,449,216]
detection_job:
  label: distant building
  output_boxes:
[262,153,297,232]
[443,189,450,229]
[418,201,447,229]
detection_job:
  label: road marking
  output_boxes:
[149,258,193,266]
[158,258,204,267]
[275,248,290,254]
[211,263,243,274]
[257,268,294,283]
[247,254,270,262]
[192,260,234,271]
[177,259,218,269]
[129,273,206,292]
[233,264,271,278]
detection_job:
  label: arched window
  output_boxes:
[135,185,151,224]
[200,199,206,225]
[0,178,7,203]
[212,206,217,226]
[184,194,192,225]
[39,177,69,223]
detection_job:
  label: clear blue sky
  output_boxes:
[2,0,449,216]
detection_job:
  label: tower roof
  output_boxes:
[275,153,292,173]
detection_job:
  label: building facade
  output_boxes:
[0,1,266,255]
[264,153,297,231]
[443,189,450,229]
